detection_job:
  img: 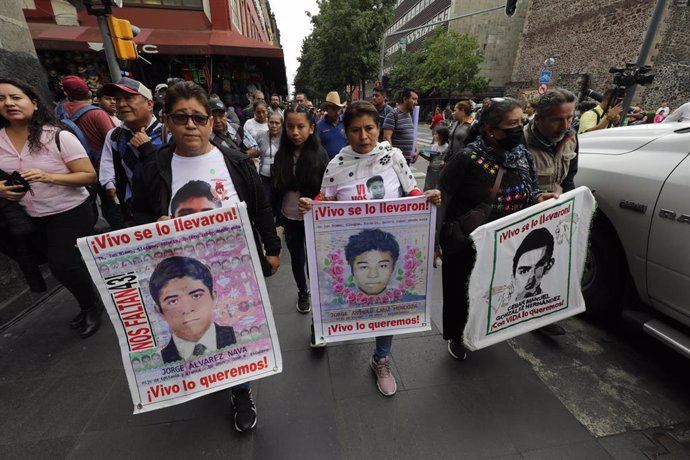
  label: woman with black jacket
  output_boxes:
[272,103,329,314]
[132,81,280,433]
[437,97,556,361]
[133,82,280,278]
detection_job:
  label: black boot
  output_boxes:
[80,304,103,339]
[70,311,85,329]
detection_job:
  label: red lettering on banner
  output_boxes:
[314,206,345,221]
[378,201,429,214]
[173,209,237,232]
[107,279,156,353]
[90,232,132,253]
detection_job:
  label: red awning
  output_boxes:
[28,23,284,59]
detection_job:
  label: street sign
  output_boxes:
[539,70,552,84]
[538,83,548,96]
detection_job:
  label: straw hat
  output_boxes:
[321,91,345,109]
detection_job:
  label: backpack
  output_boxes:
[54,102,100,163]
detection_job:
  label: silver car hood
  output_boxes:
[579,122,690,155]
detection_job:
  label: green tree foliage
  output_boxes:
[386,48,425,103]
[388,29,489,104]
[294,0,395,100]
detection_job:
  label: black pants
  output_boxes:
[96,183,126,231]
[441,241,475,341]
[32,200,98,311]
[283,217,308,293]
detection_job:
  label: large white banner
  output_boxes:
[77,203,282,413]
[464,187,596,350]
[305,196,436,344]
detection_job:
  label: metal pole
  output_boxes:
[378,4,504,80]
[379,35,385,82]
[96,14,122,83]
[621,0,667,117]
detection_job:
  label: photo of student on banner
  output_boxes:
[511,228,555,301]
[170,180,221,218]
[492,227,557,317]
[149,256,237,363]
[320,227,427,308]
[347,229,398,296]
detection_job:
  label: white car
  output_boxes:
[577,122,690,358]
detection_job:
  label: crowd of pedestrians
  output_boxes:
[1,67,687,433]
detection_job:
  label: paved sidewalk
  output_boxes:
[0,233,682,460]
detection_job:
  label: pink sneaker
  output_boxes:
[369,356,397,396]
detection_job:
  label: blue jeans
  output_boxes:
[374,335,393,361]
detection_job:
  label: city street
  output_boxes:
[1,132,688,458]
[1,0,689,458]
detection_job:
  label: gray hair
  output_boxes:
[534,88,576,116]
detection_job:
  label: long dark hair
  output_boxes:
[479,97,522,133]
[0,77,58,153]
[464,97,522,147]
[272,103,324,193]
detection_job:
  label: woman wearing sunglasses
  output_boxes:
[132,81,280,433]
[133,81,280,278]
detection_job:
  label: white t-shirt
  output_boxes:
[169,147,239,216]
[243,118,269,141]
[321,166,402,201]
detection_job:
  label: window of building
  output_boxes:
[231,0,242,33]
[123,0,203,9]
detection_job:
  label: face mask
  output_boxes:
[497,126,524,150]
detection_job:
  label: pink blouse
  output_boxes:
[0,126,89,217]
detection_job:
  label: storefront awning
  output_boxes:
[28,23,284,59]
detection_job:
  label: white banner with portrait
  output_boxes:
[77,203,281,413]
[305,196,436,344]
[463,187,596,350]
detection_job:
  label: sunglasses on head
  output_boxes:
[168,113,210,126]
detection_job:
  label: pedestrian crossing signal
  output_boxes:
[107,16,138,60]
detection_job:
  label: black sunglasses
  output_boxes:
[168,113,210,126]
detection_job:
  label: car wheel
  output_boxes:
[582,216,628,321]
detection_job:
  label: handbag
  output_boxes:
[0,168,36,236]
[441,166,504,254]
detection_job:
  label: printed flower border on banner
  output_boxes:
[323,245,423,306]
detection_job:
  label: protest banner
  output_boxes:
[463,186,596,350]
[305,196,436,344]
[77,203,281,413]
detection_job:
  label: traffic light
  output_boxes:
[106,15,138,60]
[505,0,518,17]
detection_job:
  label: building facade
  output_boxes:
[22,0,287,106]
[508,0,690,110]
[382,0,451,75]
[448,0,526,93]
